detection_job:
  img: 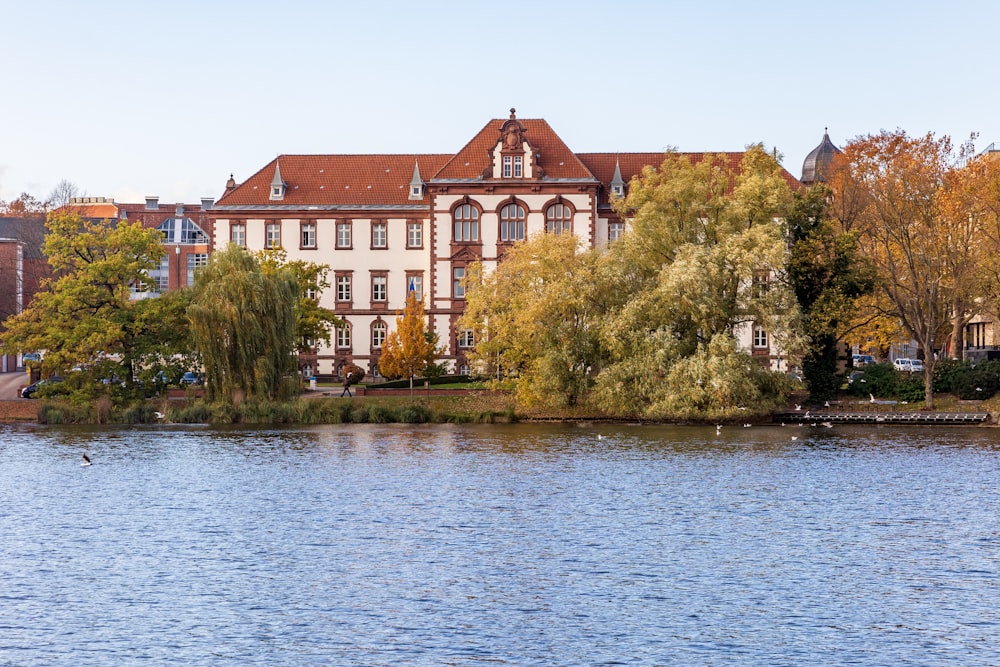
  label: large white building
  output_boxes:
[209,111,801,379]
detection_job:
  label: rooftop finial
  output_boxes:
[509,107,516,119]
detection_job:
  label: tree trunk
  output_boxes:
[923,360,935,410]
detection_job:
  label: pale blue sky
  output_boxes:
[2,0,997,205]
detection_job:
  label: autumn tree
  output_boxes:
[378,289,440,393]
[936,149,998,358]
[593,146,800,417]
[0,211,188,399]
[458,231,609,408]
[188,244,298,404]
[834,130,970,407]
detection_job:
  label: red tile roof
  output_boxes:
[216,154,452,208]
[433,118,596,181]
[578,152,802,205]
[216,121,801,208]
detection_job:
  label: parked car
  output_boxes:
[21,376,64,399]
[180,371,202,385]
[852,354,875,366]
[893,358,924,373]
[22,352,41,363]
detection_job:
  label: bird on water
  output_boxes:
[81,453,92,467]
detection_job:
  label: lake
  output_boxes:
[1,422,998,666]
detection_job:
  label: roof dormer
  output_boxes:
[409,161,424,200]
[491,108,535,179]
[269,161,287,201]
[610,159,626,198]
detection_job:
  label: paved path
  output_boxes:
[0,370,32,400]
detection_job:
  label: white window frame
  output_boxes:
[337,275,351,302]
[453,267,466,299]
[336,221,352,248]
[301,222,316,248]
[372,275,387,302]
[231,223,246,247]
[407,222,422,248]
[371,221,387,249]
[266,223,281,248]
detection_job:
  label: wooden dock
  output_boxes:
[774,410,990,425]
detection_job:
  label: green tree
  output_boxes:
[254,247,342,352]
[594,146,800,417]
[0,211,186,400]
[378,289,440,392]
[458,231,609,408]
[188,244,298,404]
[786,185,875,400]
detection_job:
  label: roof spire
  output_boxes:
[509,107,516,119]
[409,160,424,200]
[269,160,287,200]
[610,159,626,197]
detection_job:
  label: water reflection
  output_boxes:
[0,423,998,665]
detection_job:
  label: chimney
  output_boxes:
[145,196,159,211]
[175,204,184,217]
[200,198,214,211]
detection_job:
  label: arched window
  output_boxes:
[372,321,387,349]
[336,324,352,349]
[500,202,526,242]
[545,203,573,235]
[453,203,479,242]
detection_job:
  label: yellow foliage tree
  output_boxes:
[377,290,439,392]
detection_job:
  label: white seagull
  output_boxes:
[81,453,92,467]
[870,393,876,403]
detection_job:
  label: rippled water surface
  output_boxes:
[1,422,999,665]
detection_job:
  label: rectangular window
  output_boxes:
[406,274,423,301]
[752,273,769,298]
[453,267,465,299]
[503,155,512,178]
[458,329,475,348]
[150,257,168,293]
[371,221,387,249]
[266,223,281,248]
[187,253,208,287]
[336,221,352,248]
[336,326,351,349]
[231,223,246,247]
[609,221,624,242]
[337,275,352,302]
[407,222,422,248]
[753,325,768,349]
[301,222,316,248]
[371,274,387,302]
[305,286,317,301]
[513,156,522,177]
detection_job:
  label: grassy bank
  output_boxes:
[36,392,534,425]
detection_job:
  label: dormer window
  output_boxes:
[611,183,625,198]
[502,155,523,178]
[269,162,286,201]
[408,161,425,200]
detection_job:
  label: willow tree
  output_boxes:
[188,244,298,403]
[594,146,800,417]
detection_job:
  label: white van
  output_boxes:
[893,358,924,373]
